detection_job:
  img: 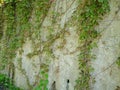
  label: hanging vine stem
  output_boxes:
[74,0,110,89]
[33,0,54,89]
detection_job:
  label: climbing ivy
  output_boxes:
[0,0,50,89]
[0,0,33,69]
[34,64,49,90]
[74,0,110,89]
[116,57,120,68]
[0,73,21,90]
[0,2,15,69]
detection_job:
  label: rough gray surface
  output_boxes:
[91,0,120,90]
[48,28,79,90]
[14,40,40,89]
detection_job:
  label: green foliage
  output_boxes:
[0,73,21,90]
[32,1,50,89]
[1,0,50,89]
[33,0,50,40]
[0,7,3,39]
[116,57,120,67]
[0,0,33,70]
[34,64,49,90]
[0,3,15,69]
[75,0,110,89]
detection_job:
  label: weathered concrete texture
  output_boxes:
[91,0,120,90]
[44,0,79,90]
[48,28,80,90]
[13,0,79,90]
[14,40,40,89]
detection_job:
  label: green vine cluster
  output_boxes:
[0,0,50,89]
[0,0,50,66]
[0,3,15,69]
[0,73,21,90]
[0,0,33,68]
[116,57,120,68]
[34,64,48,90]
[75,0,110,89]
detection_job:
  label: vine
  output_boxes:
[0,73,21,90]
[0,0,51,89]
[116,57,120,68]
[0,2,15,69]
[74,0,110,89]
